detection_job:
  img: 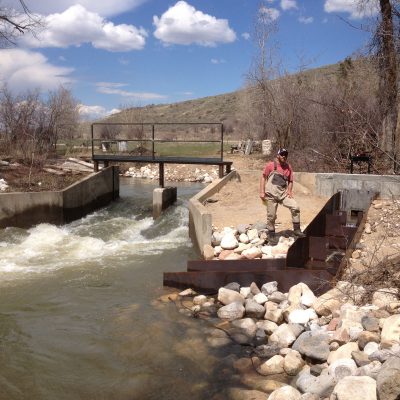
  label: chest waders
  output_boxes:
[264,161,305,245]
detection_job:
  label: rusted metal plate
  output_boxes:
[187,258,286,272]
[309,237,328,260]
[164,269,334,295]
[325,214,346,237]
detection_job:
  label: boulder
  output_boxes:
[242,247,262,259]
[244,299,265,319]
[250,282,261,295]
[269,291,287,303]
[372,288,398,309]
[381,314,400,349]
[217,302,245,321]
[376,356,400,400]
[283,349,305,375]
[256,355,284,376]
[292,332,331,362]
[256,320,278,335]
[312,288,347,316]
[218,287,245,305]
[261,281,278,295]
[268,386,302,400]
[296,370,336,397]
[328,358,358,380]
[328,342,359,364]
[253,292,268,305]
[357,360,382,379]
[358,331,380,350]
[220,231,239,250]
[254,343,281,358]
[264,302,284,324]
[231,318,257,338]
[268,323,304,348]
[331,376,377,400]
[361,315,380,332]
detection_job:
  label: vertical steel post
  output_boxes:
[152,124,155,160]
[91,123,94,160]
[159,162,164,188]
[220,123,224,160]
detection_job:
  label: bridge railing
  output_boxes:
[91,122,225,161]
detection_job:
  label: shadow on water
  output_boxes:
[0,178,284,400]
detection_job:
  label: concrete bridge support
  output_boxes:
[153,187,177,219]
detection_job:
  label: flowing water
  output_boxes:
[0,179,245,400]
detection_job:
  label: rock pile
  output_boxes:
[204,223,295,261]
[122,164,219,183]
[0,178,8,191]
[177,281,400,400]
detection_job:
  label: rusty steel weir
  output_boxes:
[163,190,377,295]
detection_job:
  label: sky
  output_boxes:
[0,0,379,120]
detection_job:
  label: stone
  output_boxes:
[312,288,347,316]
[361,315,380,332]
[238,233,250,244]
[250,282,261,295]
[256,320,278,335]
[372,288,399,309]
[245,299,265,319]
[261,281,278,295]
[296,371,336,397]
[352,350,371,367]
[292,332,331,362]
[247,228,259,241]
[268,323,304,348]
[211,231,223,246]
[231,318,257,338]
[333,326,350,344]
[376,357,400,400]
[328,358,358,380]
[357,360,382,379]
[299,395,320,400]
[288,309,315,325]
[193,295,207,305]
[310,363,325,376]
[254,343,281,358]
[364,341,380,356]
[218,287,244,305]
[268,386,302,400]
[288,283,304,305]
[240,287,251,298]
[264,302,284,324]
[217,302,245,321]
[256,355,284,376]
[283,349,305,375]
[381,314,400,349]
[224,282,241,292]
[369,349,396,363]
[220,231,239,250]
[331,376,377,400]
[178,288,196,296]
[328,342,359,364]
[253,292,268,305]
[269,291,287,303]
[236,224,250,234]
[242,247,262,259]
[358,331,380,350]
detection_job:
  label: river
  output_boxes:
[0,178,244,400]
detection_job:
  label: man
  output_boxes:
[259,148,305,245]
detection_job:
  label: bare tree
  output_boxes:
[0,0,42,47]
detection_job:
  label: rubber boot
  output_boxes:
[268,230,279,246]
[293,222,306,238]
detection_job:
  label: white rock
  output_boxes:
[288,309,312,325]
[247,228,259,241]
[217,302,245,321]
[262,281,278,295]
[240,287,251,298]
[381,314,400,348]
[238,233,249,244]
[331,376,377,400]
[193,295,207,305]
[253,292,268,305]
[257,355,284,376]
[328,342,359,364]
[218,287,245,305]
[242,247,262,259]
[256,320,278,335]
[268,385,302,400]
[328,358,358,380]
[364,342,380,356]
[220,232,239,250]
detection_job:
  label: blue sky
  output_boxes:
[1,0,378,119]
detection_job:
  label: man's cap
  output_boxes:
[277,148,288,157]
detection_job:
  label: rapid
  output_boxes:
[0,178,240,400]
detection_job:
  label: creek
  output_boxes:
[0,178,244,400]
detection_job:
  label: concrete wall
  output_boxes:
[295,172,400,199]
[153,186,177,219]
[0,166,119,228]
[188,170,238,254]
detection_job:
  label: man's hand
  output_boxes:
[260,192,266,200]
[287,191,293,198]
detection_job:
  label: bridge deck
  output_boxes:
[92,155,233,187]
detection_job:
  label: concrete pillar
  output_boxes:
[153,186,177,219]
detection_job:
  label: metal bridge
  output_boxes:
[91,122,233,187]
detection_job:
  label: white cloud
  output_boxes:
[153,1,236,46]
[324,0,378,19]
[242,32,250,40]
[211,58,226,64]
[259,7,280,21]
[21,5,147,52]
[96,82,167,101]
[281,0,297,11]
[0,48,73,92]
[8,0,148,17]
[78,104,120,120]
[298,16,314,24]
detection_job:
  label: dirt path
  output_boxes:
[204,156,328,232]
